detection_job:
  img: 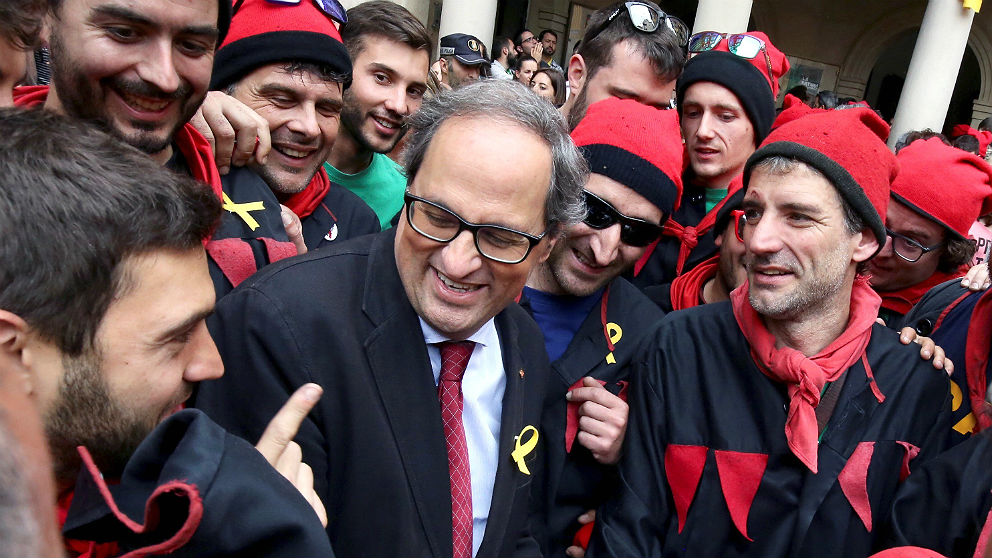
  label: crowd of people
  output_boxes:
[3,0,992,556]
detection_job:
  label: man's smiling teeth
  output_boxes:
[275,146,312,159]
[373,116,399,129]
[438,271,479,293]
[574,248,602,269]
[119,91,170,112]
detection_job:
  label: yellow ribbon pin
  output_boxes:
[222,192,265,231]
[605,322,623,364]
[511,425,539,475]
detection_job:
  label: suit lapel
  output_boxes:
[363,230,452,557]
[477,311,528,556]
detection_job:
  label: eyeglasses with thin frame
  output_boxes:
[884,228,945,263]
[688,31,774,86]
[583,190,665,247]
[584,2,689,48]
[403,193,546,264]
[232,0,347,24]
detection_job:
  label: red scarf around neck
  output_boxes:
[284,168,332,219]
[731,275,882,473]
[669,255,719,311]
[877,268,964,316]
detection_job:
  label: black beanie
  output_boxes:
[676,51,776,146]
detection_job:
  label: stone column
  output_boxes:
[690,0,753,35]
[889,0,976,147]
[438,0,498,55]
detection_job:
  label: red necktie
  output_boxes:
[437,341,475,558]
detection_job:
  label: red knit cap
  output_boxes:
[891,137,992,240]
[951,124,992,158]
[570,97,684,214]
[210,0,351,91]
[708,31,789,97]
[744,107,898,256]
[771,93,827,131]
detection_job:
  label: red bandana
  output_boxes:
[284,168,332,219]
[877,269,964,316]
[731,276,882,472]
[669,255,719,311]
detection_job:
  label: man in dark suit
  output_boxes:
[195,79,587,557]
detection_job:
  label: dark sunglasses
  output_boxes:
[583,190,664,247]
[584,1,688,47]
[232,0,347,24]
[688,32,773,85]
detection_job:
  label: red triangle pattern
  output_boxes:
[664,444,708,533]
[714,450,769,541]
[839,441,875,532]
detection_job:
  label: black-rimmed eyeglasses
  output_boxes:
[583,190,665,247]
[584,2,689,48]
[884,228,945,263]
[403,193,546,264]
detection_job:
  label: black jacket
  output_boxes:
[195,229,548,557]
[589,302,953,557]
[63,409,333,557]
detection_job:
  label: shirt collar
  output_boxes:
[419,317,498,348]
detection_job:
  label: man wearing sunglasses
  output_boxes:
[867,138,992,329]
[196,81,588,558]
[631,31,786,291]
[521,97,682,558]
[591,107,955,557]
[561,1,686,132]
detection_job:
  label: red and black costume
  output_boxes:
[283,168,380,250]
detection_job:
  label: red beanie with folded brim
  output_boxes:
[892,137,992,240]
[571,97,685,214]
[743,107,897,257]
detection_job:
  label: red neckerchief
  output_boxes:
[669,255,719,311]
[877,269,964,316]
[13,84,48,107]
[731,275,882,473]
[284,168,331,219]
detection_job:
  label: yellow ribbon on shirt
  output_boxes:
[511,426,539,475]
[964,0,981,12]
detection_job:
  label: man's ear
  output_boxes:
[567,53,586,92]
[0,310,36,396]
[437,57,449,77]
[852,228,881,264]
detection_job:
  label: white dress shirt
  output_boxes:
[420,317,506,558]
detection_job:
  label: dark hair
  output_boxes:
[512,55,537,73]
[0,0,45,49]
[979,116,992,133]
[403,81,587,231]
[0,109,221,356]
[531,68,567,107]
[815,90,838,110]
[939,237,977,272]
[894,129,950,153]
[786,85,808,104]
[539,29,558,41]
[952,134,981,156]
[515,29,532,48]
[340,0,431,61]
[577,1,684,86]
[493,35,514,59]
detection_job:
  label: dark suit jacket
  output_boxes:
[195,229,548,557]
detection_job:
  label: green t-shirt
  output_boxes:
[324,153,406,229]
[704,187,729,213]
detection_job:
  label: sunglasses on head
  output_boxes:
[232,0,347,24]
[585,2,689,48]
[583,190,665,247]
[688,31,773,85]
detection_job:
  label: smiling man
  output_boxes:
[210,0,378,253]
[324,0,431,229]
[196,80,586,557]
[0,108,332,556]
[590,107,954,557]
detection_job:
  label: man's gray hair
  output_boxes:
[403,80,588,231]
